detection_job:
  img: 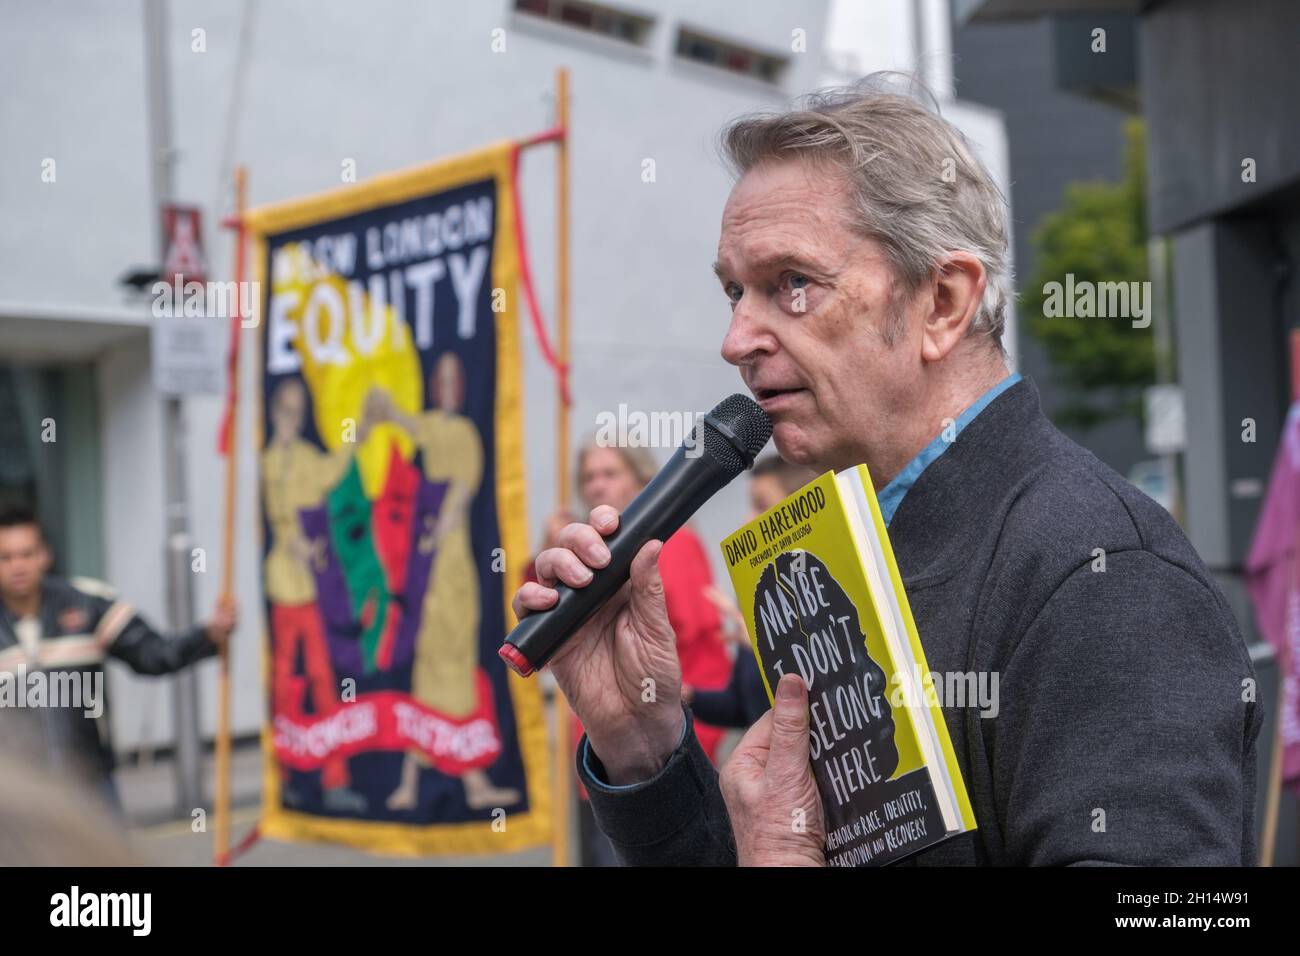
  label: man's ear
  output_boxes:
[920,252,986,363]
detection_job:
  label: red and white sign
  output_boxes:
[161,205,207,285]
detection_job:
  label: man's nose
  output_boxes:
[720,302,773,368]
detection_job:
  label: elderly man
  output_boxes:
[513,76,1263,866]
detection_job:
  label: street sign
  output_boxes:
[152,203,224,395]
[1144,384,1186,455]
[161,204,207,284]
[151,316,226,395]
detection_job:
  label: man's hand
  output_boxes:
[720,674,826,866]
[205,597,238,648]
[511,505,684,785]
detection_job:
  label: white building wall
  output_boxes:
[97,333,175,748]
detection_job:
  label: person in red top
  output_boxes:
[524,438,731,865]
[654,522,732,758]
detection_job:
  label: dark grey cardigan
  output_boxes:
[577,378,1263,866]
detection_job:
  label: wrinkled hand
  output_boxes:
[720,674,826,866]
[511,505,684,785]
[205,597,238,648]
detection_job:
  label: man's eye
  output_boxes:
[724,283,743,304]
[783,273,810,291]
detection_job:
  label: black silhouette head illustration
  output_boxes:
[751,549,899,794]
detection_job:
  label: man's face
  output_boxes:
[716,159,921,471]
[0,524,50,603]
[579,447,643,512]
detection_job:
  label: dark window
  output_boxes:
[676,28,787,84]
[514,0,653,47]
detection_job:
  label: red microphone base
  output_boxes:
[498,642,534,677]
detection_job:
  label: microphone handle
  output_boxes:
[502,447,732,674]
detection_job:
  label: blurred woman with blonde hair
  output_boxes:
[525,434,732,865]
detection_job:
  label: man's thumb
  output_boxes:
[767,674,812,781]
[628,540,669,626]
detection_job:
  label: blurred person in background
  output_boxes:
[685,453,817,733]
[0,505,236,819]
[526,437,731,865]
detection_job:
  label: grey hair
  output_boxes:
[720,71,1013,348]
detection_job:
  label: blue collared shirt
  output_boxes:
[876,372,1021,527]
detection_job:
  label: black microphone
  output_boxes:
[499,394,772,677]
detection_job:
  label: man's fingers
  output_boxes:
[721,710,772,803]
[534,546,596,589]
[512,581,558,620]
[589,504,620,536]
[765,674,813,784]
[545,509,620,575]
[556,521,612,568]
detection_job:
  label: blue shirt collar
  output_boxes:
[876,372,1021,527]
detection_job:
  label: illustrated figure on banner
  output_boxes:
[262,379,368,813]
[369,352,522,811]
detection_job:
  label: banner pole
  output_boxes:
[552,66,573,869]
[215,165,247,866]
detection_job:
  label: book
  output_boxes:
[719,466,977,866]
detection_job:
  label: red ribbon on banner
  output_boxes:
[510,142,571,407]
[273,672,501,777]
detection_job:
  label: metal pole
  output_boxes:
[144,0,204,817]
[550,66,573,869]
[214,165,247,864]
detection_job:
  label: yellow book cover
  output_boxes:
[720,467,976,866]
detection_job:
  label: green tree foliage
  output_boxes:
[1021,120,1156,430]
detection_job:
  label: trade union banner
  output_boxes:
[243,143,550,854]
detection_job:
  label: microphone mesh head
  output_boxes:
[701,394,772,476]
